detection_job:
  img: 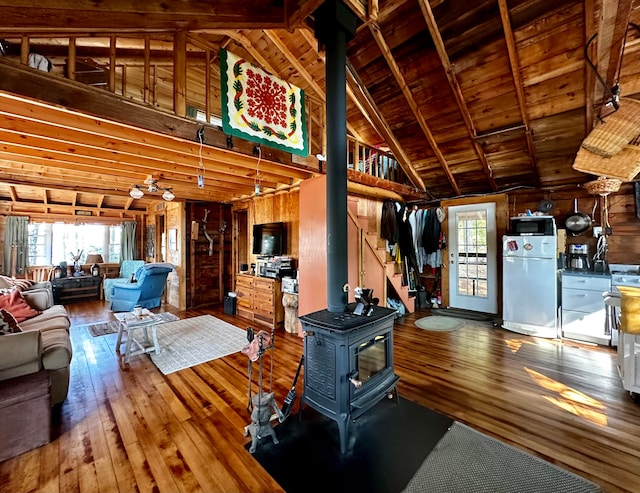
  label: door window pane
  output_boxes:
[456,211,488,299]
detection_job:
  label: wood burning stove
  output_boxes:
[300,304,399,453]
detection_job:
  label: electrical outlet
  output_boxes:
[593,226,602,237]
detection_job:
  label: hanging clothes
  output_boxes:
[422,208,441,254]
[380,199,398,245]
[415,208,425,272]
[408,207,419,271]
[397,204,420,287]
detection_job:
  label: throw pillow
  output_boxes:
[0,289,41,322]
[0,308,22,334]
[0,275,36,292]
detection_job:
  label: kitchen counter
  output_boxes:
[561,269,610,278]
[561,271,611,345]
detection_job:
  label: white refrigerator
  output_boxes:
[502,235,559,338]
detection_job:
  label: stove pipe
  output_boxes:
[314,0,357,312]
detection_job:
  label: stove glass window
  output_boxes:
[356,334,388,382]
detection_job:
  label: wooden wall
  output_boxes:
[164,201,186,310]
[507,183,640,265]
[232,189,300,269]
[186,202,232,308]
[423,184,640,310]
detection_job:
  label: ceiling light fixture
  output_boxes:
[129,178,175,201]
[129,185,144,199]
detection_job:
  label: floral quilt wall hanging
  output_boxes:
[220,49,308,157]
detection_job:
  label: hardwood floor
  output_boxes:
[1,301,639,493]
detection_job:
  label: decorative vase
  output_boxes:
[74,261,81,276]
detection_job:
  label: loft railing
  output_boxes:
[347,137,409,186]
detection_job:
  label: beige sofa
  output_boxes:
[0,280,72,405]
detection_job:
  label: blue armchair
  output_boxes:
[109,263,175,312]
[103,260,145,302]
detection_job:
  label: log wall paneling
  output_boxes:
[247,189,300,266]
[165,201,186,310]
[186,202,232,308]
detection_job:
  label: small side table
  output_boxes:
[282,292,299,334]
[113,309,162,365]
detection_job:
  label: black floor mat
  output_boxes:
[431,307,498,323]
[247,397,453,493]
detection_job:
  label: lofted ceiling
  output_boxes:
[0,0,639,217]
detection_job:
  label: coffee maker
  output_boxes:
[567,244,590,271]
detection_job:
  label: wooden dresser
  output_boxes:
[235,274,284,330]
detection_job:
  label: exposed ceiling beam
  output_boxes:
[215,30,280,75]
[264,29,326,102]
[369,0,379,23]
[602,0,634,93]
[498,0,540,187]
[287,0,325,29]
[418,0,498,192]
[0,89,316,203]
[346,63,425,192]
[588,0,633,122]
[0,1,288,32]
[584,0,599,133]
[368,21,460,195]
[297,27,370,142]
[341,0,367,23]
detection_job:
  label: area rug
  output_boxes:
[86,312,179,337]
[414,315,464,332]
[149,314,248,375]
[403,421,602,493]
[249,397,453,493]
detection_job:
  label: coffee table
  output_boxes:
[114,309,163,365]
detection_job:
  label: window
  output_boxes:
[27,222,122,266]
[28,223,52,266]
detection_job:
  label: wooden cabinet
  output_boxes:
[52,276,102,304]
[235,274,254,319]
[561,272,610,345]
[618,333,640,398]
[235,274,284,330]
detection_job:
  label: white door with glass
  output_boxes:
[447,203,498,313]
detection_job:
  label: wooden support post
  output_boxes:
[173,32,187,117]
[20,35,29,65]
[67,37,76,80]
[109,36,116,93]
[144,35,151,103]
[205,50,211,123]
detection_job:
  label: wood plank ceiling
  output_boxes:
[0,0,638,217]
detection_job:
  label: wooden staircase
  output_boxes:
[347,198,415,314]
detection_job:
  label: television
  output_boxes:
[252,222,286,256]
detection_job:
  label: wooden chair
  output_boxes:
[27,266,53,283]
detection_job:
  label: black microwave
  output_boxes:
[509,216,556,236]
